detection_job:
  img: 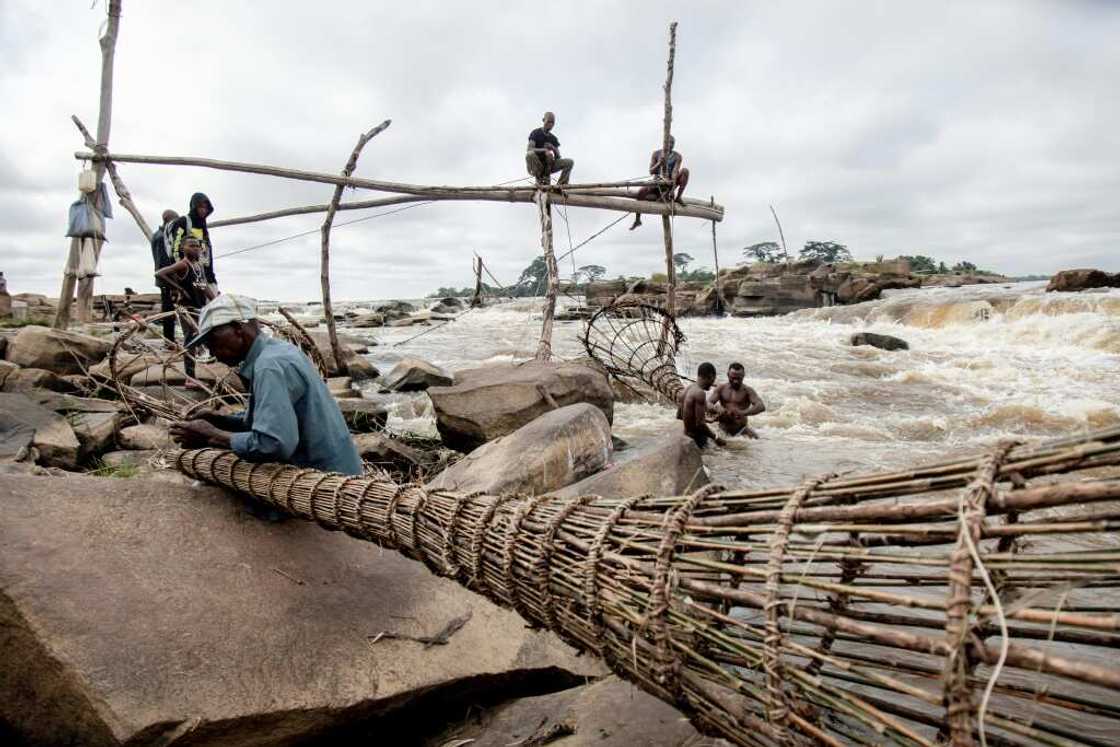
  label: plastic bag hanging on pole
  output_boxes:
[77,238,100,279]
[66,195,106,241]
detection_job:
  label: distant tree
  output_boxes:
[672,252,695,271]
[938,261,949,273]
[679,267,715,282]
[900,255,938,274]
[800,241,852,264]
[518,255,549,290]
[952,260,978,274]
[576,264,607,283]
[742,241,783,263]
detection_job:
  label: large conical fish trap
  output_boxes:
[173,425,1120,746]
[581,300,686,402]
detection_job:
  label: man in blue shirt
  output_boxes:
[169,295,363,475]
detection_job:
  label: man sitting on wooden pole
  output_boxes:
[630,135,689,230]
[169,294,362,476]
[525,111,574,186]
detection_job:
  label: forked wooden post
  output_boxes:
[72,115,151,241]
[535,191,559,360]
[56,0,121,328]
[658,22,679,355]
[470,255,483,308]
[321,120,391,372]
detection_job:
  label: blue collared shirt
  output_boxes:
[229,335,363,475]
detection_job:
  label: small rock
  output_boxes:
[382,357,453,392]
[0,392,80,469]
[4,325,111,375]
[70,411,122,459]
[850,332,910,351]
[345,355,380,383]
[0,360,17,388]
[351,312,385,328]
[427,404,612,496]
[429,297,464,315]
[336,398,389,433]
[353,432,426,473]
[117,423,173,451]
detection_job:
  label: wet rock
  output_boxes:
[375,300,416,321]
[0,393,80,469]
[388,315,431,327]
[1,367,77,394]
[4,325,110,375]
[351,312,385,328]
[117,423,173,451]
[336,398,390,432]
[1046,268,1120,293]
[0,473,600,747]
[328,376,358,399]
[429,297,464,315]
[382,357,454,392]
[306,331,374,377]
[428,404,612,496]
[425,675,730,747]
[429,360,614,453]
[850,332,910,351]
[556,431,708,499]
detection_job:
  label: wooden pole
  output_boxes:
[770,203,789,266]
[471,255,483,308]
[77,151,725,222]
[710,196,723,316]
[321,120,391,374]
[660,22,678,321]
[535,191,559,361]
[56,0,121,328]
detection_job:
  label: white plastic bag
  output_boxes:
[77,238,100,279]
[78,169,97,193]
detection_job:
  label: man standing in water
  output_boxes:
[679,362,725,448]
[708,362,766,438]
[526,111,574,186]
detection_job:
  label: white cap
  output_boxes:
[186,294,257,348]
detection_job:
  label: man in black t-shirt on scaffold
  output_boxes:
[525,111,574,186]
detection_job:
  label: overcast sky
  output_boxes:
[2,1,1117,302]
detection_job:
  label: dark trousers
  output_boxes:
[159,284,176,342]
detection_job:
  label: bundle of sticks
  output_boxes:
[172,424,1120,747]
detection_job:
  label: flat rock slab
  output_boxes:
[426,675,730,747]
[0,392,80,468]
[0,474,602,746]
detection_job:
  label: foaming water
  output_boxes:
[293,282,1119,490]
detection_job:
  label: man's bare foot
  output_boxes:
[629,216,642,230]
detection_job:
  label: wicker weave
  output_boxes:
[173,425,1120,747]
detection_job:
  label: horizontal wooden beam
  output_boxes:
[76,150,725,222]
[210,195,425,228]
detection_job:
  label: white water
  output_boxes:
[273,282,1120,490]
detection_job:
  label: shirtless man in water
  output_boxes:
[708,362,766,438]
[678,362,725,448]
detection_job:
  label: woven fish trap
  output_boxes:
[87,306,326,422]
[581,301,686,402]
[173,425,1120,746]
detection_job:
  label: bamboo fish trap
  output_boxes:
[173,425,1120,747]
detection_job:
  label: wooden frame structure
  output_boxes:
[60,3,723,366]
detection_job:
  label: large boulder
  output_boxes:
[427,404,612,496]
[0,474,600,746]
[428,360,614,453]
[1046,268,1120,293]
[0,393,80,468]
[4,325,110,375]
[429,297,464,315]
[850,332,910,351]
[375,300,416,321]
[305,331,376,379]
[0,359,17,388]
[555,431,708,499]
[382,357,454,392]
[424,675,730,747]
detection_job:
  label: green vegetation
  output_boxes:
[0,318,41,329]
[87,459,141,479]
[742,241,784,264]
[899,255,996,276]
[800,241,852,263]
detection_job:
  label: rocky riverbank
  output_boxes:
[584,257,1011,317]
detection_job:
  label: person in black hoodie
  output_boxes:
[165,192,218,289]
[151,209,179,341]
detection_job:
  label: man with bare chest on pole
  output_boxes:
[708,362,765,439]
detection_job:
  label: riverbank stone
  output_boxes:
[3,325,110,375]
[850,332,910,351]
[336,398,390,432]
[427,404,612,496]
[428,360,614,452]
[382,357,454,392]
[0,473,600,746]
[0,393,80,469]
[1046,268,1120,293]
